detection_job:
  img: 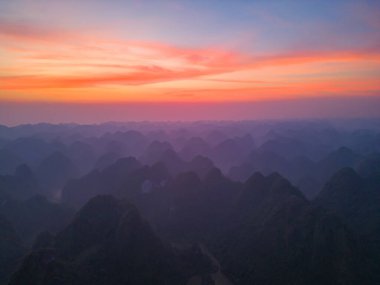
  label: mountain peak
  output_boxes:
[240,172,304,213]
[10,195,215,285]
[316,167,363,207]
[55,195,130,257]
[324,167,362,193]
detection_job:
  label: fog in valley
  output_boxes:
[1,119,380,284]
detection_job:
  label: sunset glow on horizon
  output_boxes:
[1,0,380,124]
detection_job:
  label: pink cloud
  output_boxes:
[1,19,380,98]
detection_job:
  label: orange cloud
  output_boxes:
[1,20,380,102]
[2,48,379,89]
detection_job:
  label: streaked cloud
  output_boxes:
[0,0,379,114]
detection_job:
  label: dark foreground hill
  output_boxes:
[209,172,367,285]
[315,167,380,283]
[0,215,25,285]
[57,158,373,285]
[9,195,216,285]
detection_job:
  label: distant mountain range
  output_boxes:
[1,120,380,284]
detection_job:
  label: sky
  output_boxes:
[0,0,380,124]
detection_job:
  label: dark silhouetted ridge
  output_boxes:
[9,195,215,285]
